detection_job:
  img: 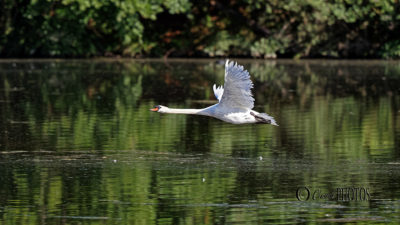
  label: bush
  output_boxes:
[0,0,399,58]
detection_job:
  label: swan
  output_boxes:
[150,60,278,125]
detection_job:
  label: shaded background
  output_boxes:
[1,0,400,58]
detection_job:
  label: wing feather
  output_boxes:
[219,60,254,109]
[213,84,224,102]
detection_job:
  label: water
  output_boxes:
[0,59,400,224]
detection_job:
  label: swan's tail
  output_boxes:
[251,112,279,126]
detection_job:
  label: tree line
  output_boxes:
[1,0,399,58]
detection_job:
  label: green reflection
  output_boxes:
[0,60,400,224]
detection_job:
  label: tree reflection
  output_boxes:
[0,60,399,224]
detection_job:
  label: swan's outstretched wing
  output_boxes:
[213,84,224,102]
[219,60,254,109]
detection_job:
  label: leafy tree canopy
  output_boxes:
[1,0,399,58]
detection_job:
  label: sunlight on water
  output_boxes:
[0,59,400,224]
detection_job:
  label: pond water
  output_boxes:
[0,59,400,224]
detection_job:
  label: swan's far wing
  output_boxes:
[213,84,224,102]
[219,60,254,109]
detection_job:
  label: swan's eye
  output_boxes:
[150,106,159,111]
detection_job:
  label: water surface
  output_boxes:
[1,59,400,224]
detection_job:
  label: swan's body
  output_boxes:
[151,60,278,125]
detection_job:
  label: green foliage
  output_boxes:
[203,31,251,57]
[0,0,400,58]
[250,38,289,58]
[0,0,188,57]
[380,41,400,59]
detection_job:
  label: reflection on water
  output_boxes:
[0,59,400,224]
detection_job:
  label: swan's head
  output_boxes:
[150,105,168,113]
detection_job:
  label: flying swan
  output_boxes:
[151,60,278,125]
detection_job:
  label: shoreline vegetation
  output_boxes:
[1,0,400,59]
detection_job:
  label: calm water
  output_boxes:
[0,59,400,224]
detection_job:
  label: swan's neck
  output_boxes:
[162,107,209,115]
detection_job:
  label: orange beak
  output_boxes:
[150,107,158,112]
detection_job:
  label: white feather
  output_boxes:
[213,84,224,102]
[219,60,254,109]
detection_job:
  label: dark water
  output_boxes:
[0,59,400,224]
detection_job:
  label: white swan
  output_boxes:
[151,60,278,125]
